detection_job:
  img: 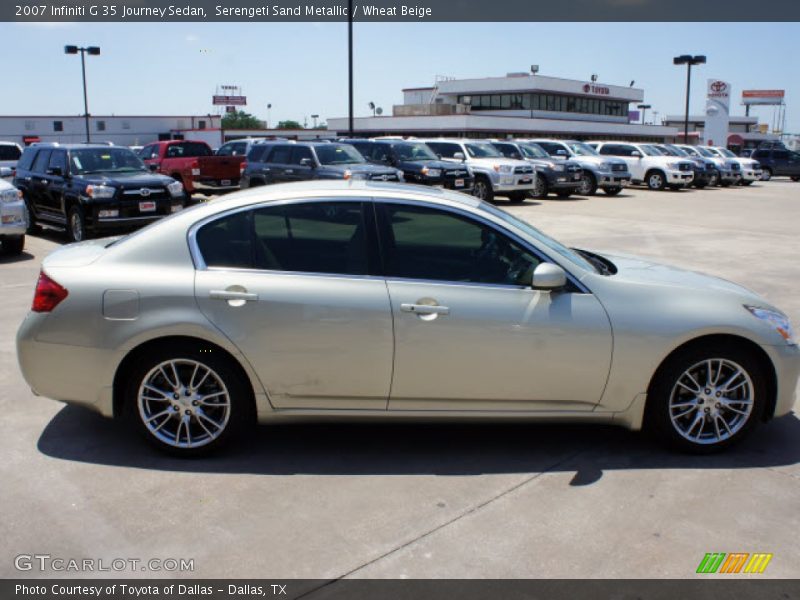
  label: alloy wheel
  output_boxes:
[648,173,664,190]
[69,212,83,242]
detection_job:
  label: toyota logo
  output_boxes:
[711,81,728,93]
[139,188,151,197]
[583,84,591,93]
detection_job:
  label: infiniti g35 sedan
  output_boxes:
[17,181,799,455]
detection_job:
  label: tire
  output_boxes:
[720,180,732,187]
[668,184,682,191]
[646,170,667,191]
[531,175,549,198]
[707,172,719,187]
[1,235,25,255]
[507,192,527,204]
[791,176,799,182]
[741,180,753,186]
[603,187,622,196]
[577,172,597,196]
[694,181,707,189]
[555,191,572,199]
[472,176,494,202]
[67,205,88,243]
[645,342,765,454]
[124,343,254,457]
[761,168,772,181]
[23,195,40,234]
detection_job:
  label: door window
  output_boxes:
[290,146,314,165]
[265,145,293,164]
[377,204,540,286]
[195,210,254,269]
[48,150,68,174]
[426,142,463,159]
[31,149,52,173]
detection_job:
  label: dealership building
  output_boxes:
[663,115,781,151]
[329,73,679,141]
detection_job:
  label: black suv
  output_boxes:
[240,141,402,188]
[341,139,474,192]
[14,144,185,242]
[750,148,800,181]
[490,140,582,199]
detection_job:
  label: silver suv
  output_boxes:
[530,139,632,196]
[422,139,536,203]
[0,176,25,255]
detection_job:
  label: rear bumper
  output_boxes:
[192,179,240,194]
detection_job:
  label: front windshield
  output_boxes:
[69,148,147,175]
[479,202,597,273]
[639,145,663,157]
[664,145,688,157]
[718,148,736,158]
[704,147,723,157]
[393,142,438,161]
[696,146,715,158]
[315,144,366,165]
[465,143,503,158]
[518,143,550,159]
[567,142,600,157]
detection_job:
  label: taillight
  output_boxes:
[240,161,248,175]
[32,271,68,313]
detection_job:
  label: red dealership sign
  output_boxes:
[213,95,247,106]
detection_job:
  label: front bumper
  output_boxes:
[88,198,183,231]
[545,170,583,190]
[493,173,536,192]
[597,172,631,188]
[741,169,762,182]
[666,170,694,185]
[0,199,27,236]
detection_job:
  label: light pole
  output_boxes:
[311,114,319,128]
[347,0,354,136]
[64,45,100,143]
[673,54,706,144]
[266,103,272,129]
[637,104,651,125]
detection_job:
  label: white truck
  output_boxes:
[591,142,694,190]
[421,139,536,203]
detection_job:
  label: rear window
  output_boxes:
[0,145,21,161]
[16,148,38,171]
[165,142,212,158]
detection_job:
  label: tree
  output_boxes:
[221,111,263,129]
[277,120,303,129]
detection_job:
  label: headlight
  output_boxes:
[0,189,21,203]
[167,181,184,197]
[344,170,367,181]
[666,162,681,170]
[494,164,514,174]
[598,162,612,172]
[549,163,565,172]
[745,305,797,345]
[85,185,116,199]
[421,167,441,178]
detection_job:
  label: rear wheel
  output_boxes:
[472,176,494,202]
[603,187,622,196]
[646,343,765,453]
[577,172,597,196]
[1,235,25,255]
[646,170,667,191]
[761,168,772,181]
[67,205,87,243]
[124,344,253,456]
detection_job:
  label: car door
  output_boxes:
[602,144,642,180]
[285,146,315,182]
[27,149,53,220]
[193,199,394,410]
[262,145,293,183]
[41,149,68,216]
[375,200,612,412]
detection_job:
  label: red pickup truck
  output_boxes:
[138,140,243,196]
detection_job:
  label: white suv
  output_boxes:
[706,146,762,185]
[422,139,536,203]
[0,176,25,255]
[592,142,695,190]
[0,142,22,179]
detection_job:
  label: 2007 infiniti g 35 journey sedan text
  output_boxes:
[17,181,799,456]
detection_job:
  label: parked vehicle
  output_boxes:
[592,142,694,190]
[421,138,536,203]
[137,140,242,196]
[489,140,582,199]
[239,141,402,188]
[529,139,631,196]
[14,144,185,242]
[0,141,23,176]
[750,148,800,181]
[0,175,25,255]
[17,181,799,456]
[675,145,740,187]
[654,144,718,188]
[341,139,474,192]
[706,147,762,185]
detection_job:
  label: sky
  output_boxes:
[5,21,798,132]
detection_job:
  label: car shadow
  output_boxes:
[37,405,800,484]
[0,250,35,263]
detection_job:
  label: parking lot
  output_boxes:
[1,180,798,579]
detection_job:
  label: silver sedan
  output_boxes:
[17,181,800,455]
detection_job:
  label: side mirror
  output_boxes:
[631,150,642,158]
[532,263,567,291]
[0,167,13,178]
[148,164,159,172]
[47,167,63,177]
[453,152,466,161]
[299,158,314,167]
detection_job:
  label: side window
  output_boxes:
[247,145,268,162]
[196,211,253,269]
[253,202,369,275]
[216,143,234,156]
[16,149,38,171]
[48,150,68,174]
[165,145,182,158]
[427,143,462,159]
[31,149,52,173]
[618,145,637,156]
[266,145,293,164]
[232,143,248,156]
[378,204,540,286]
[494,143,518,158]
[350,142,373,159]
[290,146,314,165]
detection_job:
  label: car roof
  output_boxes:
[24,143,126,150]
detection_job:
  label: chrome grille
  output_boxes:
[514,166,534,175]
[611,163,627,172]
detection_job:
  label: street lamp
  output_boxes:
[64,45,100,143]
[311,114,319,128]
[673,54,706,144]
[368,101,376,117]
[266,103,272,129]
[637,104,652,125]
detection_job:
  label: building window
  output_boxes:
[122,120,131,130]
[198,120,207,130]
[96,120,106,132]
[25,120,36,131]
[53,121,63,132]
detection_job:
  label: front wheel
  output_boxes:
[707,172,719,187]
[507,192,527,204]
[555,190,572,199]
[531,175,549,199]
[646,343,765,453]
[603,187,622,196]
[741,180,754,186]
[761,169,772,181]
[646,170,666,191]
[67,205,87,243]
[125,345,253,456]
[472,177,494,202]
[577,172,597,196]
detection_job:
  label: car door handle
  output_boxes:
[209,290,259,302]
[400,303,450,315]
[285,169,294,174]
